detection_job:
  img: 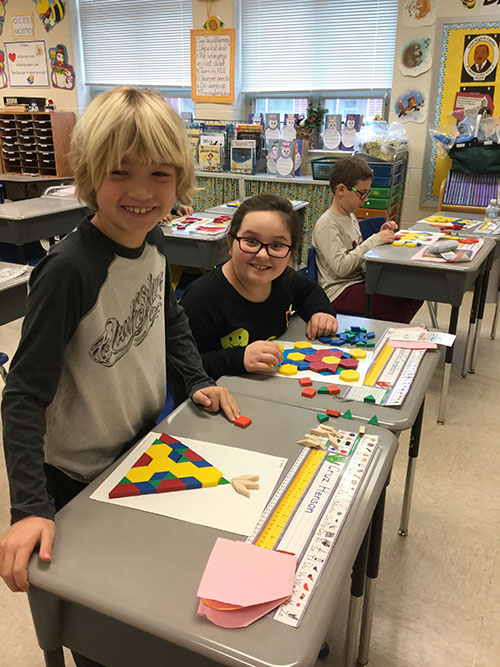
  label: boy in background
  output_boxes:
[312,156,422,323]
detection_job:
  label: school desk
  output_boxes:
[410,211,500,348]
[0,196,88,263]
[0,173,71,200]
[161,212,231,269]
[27,397,398,667]
[220,314,438,536]
[363,237,496,423]
[0,261,32,326]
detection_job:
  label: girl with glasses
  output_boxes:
[178,194,338,385]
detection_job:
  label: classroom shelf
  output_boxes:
[0,111,75,177]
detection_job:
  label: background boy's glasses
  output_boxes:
[234,236,292,258]
[350,187,371,200]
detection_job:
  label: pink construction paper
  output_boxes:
[197,538,296,607]
[197,595,290,628]
[388,340,437,350]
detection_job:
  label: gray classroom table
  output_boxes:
[161,211,230,270]
[410,211,500,347]
[0,260,32,326]
[27,396,397,667]
[0,174,70,200]
[363,236,495,423]
[0,196,88,263]
[221,314,439,537]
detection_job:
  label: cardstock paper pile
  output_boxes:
[197,538,296,628]
[0,265,29,287]
[387,327,455,349]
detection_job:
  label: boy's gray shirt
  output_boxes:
[2,217,214,523]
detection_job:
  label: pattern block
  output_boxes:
[108,433,224,498]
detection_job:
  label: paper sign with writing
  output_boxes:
[12,15,34,39]
[191,28,235,103]
[4,40,49,87]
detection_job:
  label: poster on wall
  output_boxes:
[398,37,433,76]
[49,43,75,89]
[395,88,427,122]
[4,40,50,87]
[33,0,65,32]
[427,21,500,200]
[0,51,7,88]
[402,0,436,28]
[480,1,500,14]
[0,1,8,36]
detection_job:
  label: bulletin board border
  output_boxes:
[426,19,500,202]
[190,28,235,104]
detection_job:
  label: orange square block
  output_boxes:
[234,415,252,429]
[302,387,317,398]
[299,377,313,386]
[326,409,340,418]
[326,384,341,395]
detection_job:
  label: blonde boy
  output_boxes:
[0,87,238,596]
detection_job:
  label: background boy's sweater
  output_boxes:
[312,209,385,301]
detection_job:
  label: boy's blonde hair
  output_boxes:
[69,87,196,210]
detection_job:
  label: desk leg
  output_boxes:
[437,307,459,424]
[343,528,370,667]
[491,283,500,340]
[43,648,65,667]
[365,293,373,319]
[399,400,424,536]
[461,278,482,377]
[469,266,490,374]
[357,483,388,666]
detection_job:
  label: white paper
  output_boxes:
[90,432,287,536]
[273,340,373,387]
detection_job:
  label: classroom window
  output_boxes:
[253,98,309,116]
[322,97,386,121]
[78,0,192,89]
[241,0,398,93]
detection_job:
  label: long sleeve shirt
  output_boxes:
[180,265,336,381]
[312,208,385,301]
[2,216,214,523]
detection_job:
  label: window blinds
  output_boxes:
[241,0,398,92]
[78,0,193,87]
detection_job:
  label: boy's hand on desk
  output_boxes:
[193,386,240,422]
[306,313,338,340]
[377,229,395,244]
[0,516,55,592]
[380,220,398,232]
[243,341,283,373]
[176,204,194,217]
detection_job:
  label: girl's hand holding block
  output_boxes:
[306,312,338,340]
[244,340,283,372]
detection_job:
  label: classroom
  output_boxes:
[1,1,500,666]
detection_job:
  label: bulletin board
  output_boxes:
[190,28,235,103]
[427,20,500,200]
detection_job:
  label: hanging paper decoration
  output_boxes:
[49,43,75,89]
[402,0,436,28]
[398,37,433,77]
[0,1,8,37]
[395,89,427,123]
[0,51,7,89]
[33,0,65,32]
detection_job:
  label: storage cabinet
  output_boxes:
[0,111,75,177]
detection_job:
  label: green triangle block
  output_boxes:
[342,409,353,420]
[149,478,164,488]
[317,413,329,423]
[364,395,376,403]
[368,415,379,426]
[219,477,230,485]
[356,341,366,347]
[318,386,329,394]
[118,476,132,485]
[366,341,375,348]
[177,454,191,463]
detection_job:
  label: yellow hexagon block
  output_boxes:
[287,352,305,361]
[126,466,156,483]
[279,363,298,376]
[322,355,341,364]
[392,240,404,247]
[276,343,284,352]
[196,466,223,487]
[294,340,312,349]
[339,369,360,382]
[349,348,367,360]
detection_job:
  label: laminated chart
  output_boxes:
[246,427,380,627]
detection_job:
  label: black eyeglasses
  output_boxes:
[234,235,293,258]
[350,187,371,201]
